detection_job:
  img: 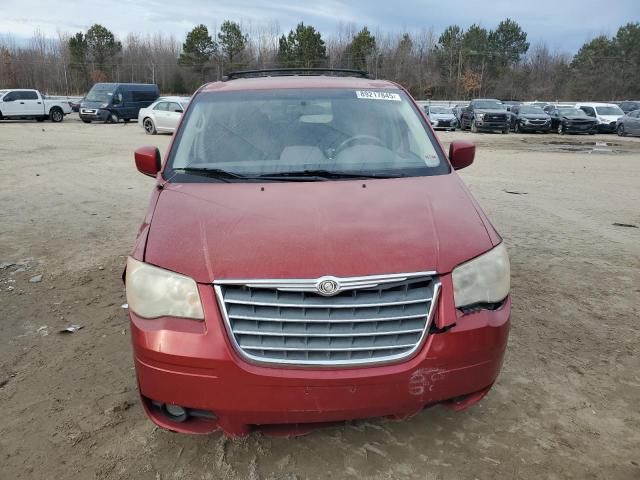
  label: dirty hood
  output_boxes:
[144,175,496,283]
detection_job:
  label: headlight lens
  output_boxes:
[125,257,204,320]
[476,113,485,120]
[100,103,109,108]
[452,243,510,309]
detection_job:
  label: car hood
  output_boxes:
[520,114,550,120]
[476,109,507,115]
[598,115,622,122]
[431,113,456,120]
[81,100,107,108]
[143,175,497,283]
[563,115,593,121]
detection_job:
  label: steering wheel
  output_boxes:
[334,135,385,156]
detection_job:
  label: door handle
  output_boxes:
[19,101,25,104]
[37,102,41,104]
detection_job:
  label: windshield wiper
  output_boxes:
[256,169,404,180]
[173,167,247,182]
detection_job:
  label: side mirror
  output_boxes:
[449,140,475,170]
[134,146,161,177]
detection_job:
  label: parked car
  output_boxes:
[509,105,551,133]
[453,104,468,124]
[460,99,510,133]
[501,100,522,112]
[138,96,190,135]
[80,83,160,123]
[423,105,457,131]
[69,97,84,112]
[126,69,511,436]
[615,101,640,114]
[575,103,624,133]
[0,89,72,122]
[547,106,596,134]
[616,109,640,136]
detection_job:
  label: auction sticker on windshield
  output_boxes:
[356,90,402,101]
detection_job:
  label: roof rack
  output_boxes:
[223,68,371,81]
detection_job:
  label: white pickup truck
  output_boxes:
[0,89,73,122]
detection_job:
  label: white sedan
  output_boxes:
[138,96,190,134]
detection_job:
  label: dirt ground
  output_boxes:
[1,117,639,480]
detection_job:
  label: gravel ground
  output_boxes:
[1,117,639,479]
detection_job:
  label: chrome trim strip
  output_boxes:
[233,328,424,338]
[240,343,417,352]
[214,277,441,368]
[223,297,432,309]
[215,271,436,295]
[228,312,429,324]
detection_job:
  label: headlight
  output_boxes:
[100,103,108,108]
[452,243,510,309]
[476,113,485,120]
[125,257,204,319]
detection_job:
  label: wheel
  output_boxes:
[514,122,520,133]
[617,124,626,137]
[557,123,564,135]
[49,107,63,122]
[471,119,478,133]
[108,112,120,123]
[143,117,157,135]
[81,118,92,124]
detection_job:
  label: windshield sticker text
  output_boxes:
[356,91,401,101]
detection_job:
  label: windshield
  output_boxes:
[167,88,448,181]
[474,100,505,110]
[85,85,115,103]
[428,106,452,114]
[559,108,587,116]
[520,106,545,114]
[595,106,623,116]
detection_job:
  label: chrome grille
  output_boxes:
[215,272,440,366]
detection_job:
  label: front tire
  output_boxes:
[108,112,120,124]
[143,117,157,135]
[471,119,478,133]
[617,124,626,137]
[49,107,63,123]
[514,122,520,133]
[557,123,564,135]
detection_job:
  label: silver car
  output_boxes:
[616,110,640,137]
[138,96,190,135]
[424,105,458,131]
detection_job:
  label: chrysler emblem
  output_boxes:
[316,277,340,296]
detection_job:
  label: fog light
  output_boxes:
[163,404,188,422]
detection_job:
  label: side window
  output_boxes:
[20,91,39,100]
[167,102,183,113]
[512,106,519,114]
[630,111,640,118]
[580,106,595,117]
[3,91,17,101]
[153,102,168,111]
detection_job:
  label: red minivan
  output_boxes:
[126,69,511,436]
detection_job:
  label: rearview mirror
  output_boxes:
[449,140,475,170]
[134,146,161,177]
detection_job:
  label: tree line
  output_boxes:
[1,19,638,101]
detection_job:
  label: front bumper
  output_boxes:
[130,282,511,436]
[474,120,509,131]
[596,122,617,133]
[518,121,551,132]
[79,108,110,122]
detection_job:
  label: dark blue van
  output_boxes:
[80,83,160,123]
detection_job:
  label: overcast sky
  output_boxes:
[0,0,638,53]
